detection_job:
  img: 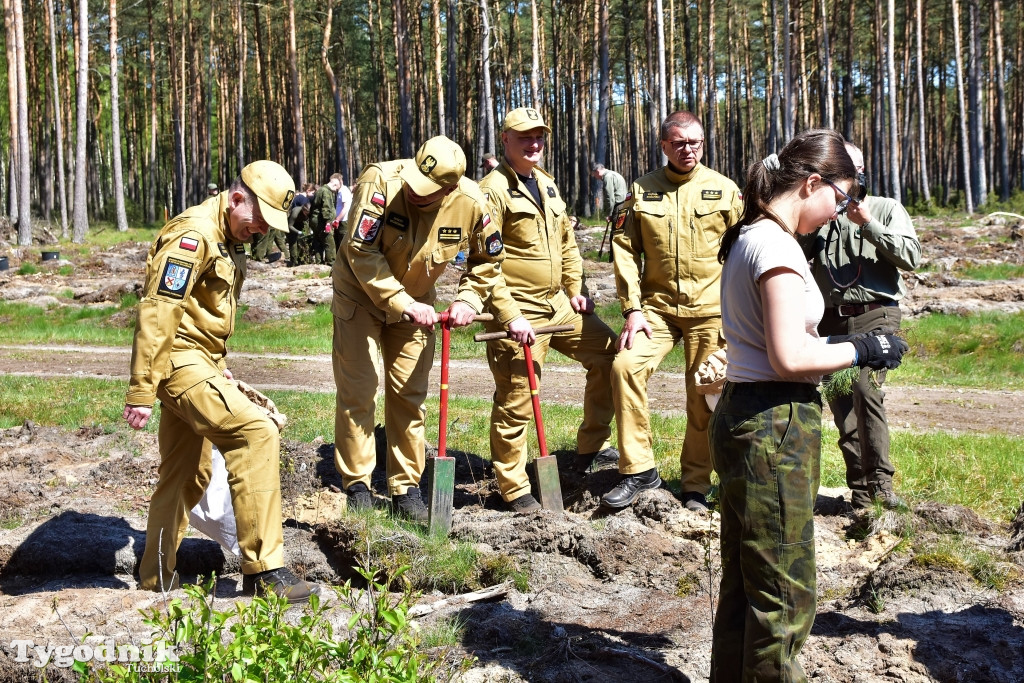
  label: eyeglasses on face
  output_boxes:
[669,139,704,152]
[824,179,857,214]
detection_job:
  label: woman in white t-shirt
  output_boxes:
[709,129,907,682]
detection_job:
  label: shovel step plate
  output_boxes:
[425,456,456,535]
[532,455,564,512]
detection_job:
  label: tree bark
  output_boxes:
[321,4,348,177]
[12,0,30,243]
[285,0,305,184]
[914,0,931,204]
[991,0,1010,201]
[885,0,900,202]
[109,0,128,232]
[966,0,986,207]
[951,0,974,213]
[393,0,413,157]
[46,0,69,235]
[478,0,495,162]
[72,0,89,241]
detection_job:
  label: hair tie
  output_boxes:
[761,153,780,172]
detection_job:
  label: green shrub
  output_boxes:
[78,568,468,682]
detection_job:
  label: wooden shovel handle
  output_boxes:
[473,323,575,342]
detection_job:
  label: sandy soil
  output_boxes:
[1,215,1023,682]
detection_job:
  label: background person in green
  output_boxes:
[801,141,921,510]
[591,163,627,221]
[312,173,344,265]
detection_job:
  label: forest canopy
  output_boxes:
[2,0,1022,244]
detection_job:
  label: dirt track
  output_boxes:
[1,343,1021,437]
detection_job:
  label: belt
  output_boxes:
[831,301,894,318]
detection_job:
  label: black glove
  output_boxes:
[851,333,908,370]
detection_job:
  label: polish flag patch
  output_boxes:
[482,213,491,228]
[179,237,199,252]
[371,192,386,207]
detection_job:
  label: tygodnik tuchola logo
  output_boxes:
[9,638,181,672]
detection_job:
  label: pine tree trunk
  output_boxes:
[286,0,305,184]
[914,0,931,204]
[393,0,413,157]
[72,0,89,241]
[885,0,900,202]
[321,4,348,177]
[966,0,986,206]
[951,0,974,213]
[46,0,68,236]
[991,0,1010,201]
[478,0,494,161]
[595,0,610,166]
[109,0,128,232]
[705,0,716,168]
[432,0,445,135]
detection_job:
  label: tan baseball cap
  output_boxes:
[240,160,295,232]
[503,107,550,133]
[399,136,467,197]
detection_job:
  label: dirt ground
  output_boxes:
[1,215,1023,682]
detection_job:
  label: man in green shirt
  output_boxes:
[591,164,627,221]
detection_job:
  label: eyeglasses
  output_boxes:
[669,139,704,152]
[824,179,857,215]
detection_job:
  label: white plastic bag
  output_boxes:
[188,445,240,556]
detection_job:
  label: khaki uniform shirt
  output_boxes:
[332,160,503,323]
[480,162,584,325]
[127,194,247,407]
[612,163,743,317]
[802,195,921,306]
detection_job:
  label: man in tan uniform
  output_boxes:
[124,161,319,603]
[481,107,618,512]
[608,111,743,512]
[332,136,502,522]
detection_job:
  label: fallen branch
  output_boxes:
[593,647,690,682]
[409,580,513,617]
[986,211,1024,222]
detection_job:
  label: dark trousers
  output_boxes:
[818,305,900,507]
[710,380,821,683]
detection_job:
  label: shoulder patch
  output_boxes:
[179,236,199,252]
[482,213,491,228]
[642,191,664,201]
[234,243,246,254]
[157,257,194,300]
[625,192,633,202]
[613,209,628,232]
[702,189,723,200]
[355,211,383,242]
[485,231,504,255]
[546,186,556,198]
[438,227,462,242]
[217,243,229,257]
[386,213,409,231]
[371,192,386,207]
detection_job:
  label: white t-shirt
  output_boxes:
[335,184,353,221]
[721,219,824,384]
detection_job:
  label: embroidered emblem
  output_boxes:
[157,258,193,300]
[702,189,723,200]
[355,211,383,242]
[371,192,386,207]
[217,243,228,257]
[387,213,409,231]
[234,243,246,253]
[613,209,628,232]
[281,189,295,210]
[438,227,462,242]
[179,237,199,252]
[546,186,556,198]
[642,191,664,201]
[525,108,540,120]
[419,156,438,174]
[486,231,504,255]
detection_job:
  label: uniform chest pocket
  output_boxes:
[199,258,235,308]
[430,241,463,268]
[633,200,669,246]
[693,200,733,244]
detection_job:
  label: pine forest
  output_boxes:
[2,0,1022,245]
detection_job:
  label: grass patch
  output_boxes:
[897,311,1024,389]
[17,263,37,275]
[0,301,136,346]
[912,536,1020,590]
[419,615,468,648]
[956,263,1024,281]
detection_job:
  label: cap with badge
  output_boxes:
[502,107,550,133]
[399,136,467,197]
[240,160,296,233]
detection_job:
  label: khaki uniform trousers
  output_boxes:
[486,297,616,502]
[139,353,284,590]
[332,304,434,496]
[611,310,721,492]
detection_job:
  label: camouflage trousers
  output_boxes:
[709,380,821,683]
